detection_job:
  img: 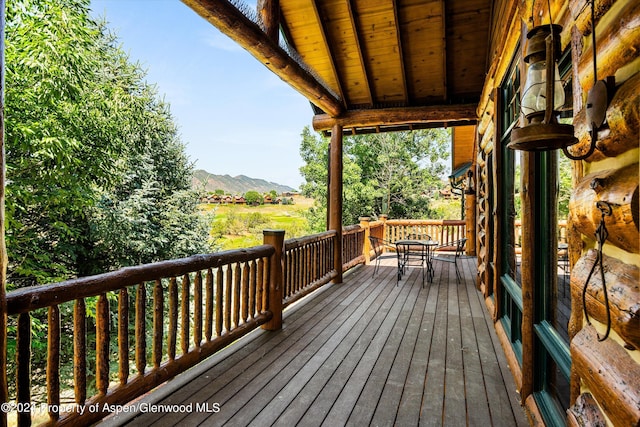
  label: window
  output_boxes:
[498,52,524,364]
[532,48,572,426]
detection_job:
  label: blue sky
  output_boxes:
[89,0,314,189]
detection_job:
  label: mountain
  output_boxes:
[192,169,297,195]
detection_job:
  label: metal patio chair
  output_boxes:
[368,235,394,277]
[432,238,467,281]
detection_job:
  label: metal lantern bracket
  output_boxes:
[563,76,615,160]
[581,200,612,341]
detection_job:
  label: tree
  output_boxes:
[5,0,210,287]
[299,126,450,229]
[244,190,264,205]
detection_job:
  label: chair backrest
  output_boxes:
[455,238,468,257]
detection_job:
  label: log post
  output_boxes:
[360,217,371,264]
[0,2,8,422]
[262,229,284,330]
[329,124,343,283]
[464,190,476,256]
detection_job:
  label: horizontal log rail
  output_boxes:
[5,246,276,426]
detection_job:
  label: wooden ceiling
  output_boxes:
[182,0,493,134]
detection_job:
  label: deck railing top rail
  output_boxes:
[7,246,275,315]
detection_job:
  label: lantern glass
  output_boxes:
[521,60,565,117]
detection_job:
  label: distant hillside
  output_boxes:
[192,169,297,195]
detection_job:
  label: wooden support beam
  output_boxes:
[257,0,279,42]
[347,0,374,105]
[312,104,478,132]
[313,0,346,105]
[329,124,343,284]
[181,0,343,116]
[391,0,409,103]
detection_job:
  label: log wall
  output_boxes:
[565,0,640,425]
[474,1,640,425]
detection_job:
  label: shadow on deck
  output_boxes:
[102,255,527,426]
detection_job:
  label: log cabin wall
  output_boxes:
[564,1,640,425]
[476,0,639,425]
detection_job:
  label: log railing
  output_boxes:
[384,219,466,247]
[283,230,337,307]
[342,225,365,271]
[5,245,277,427]
[1,216,571,426]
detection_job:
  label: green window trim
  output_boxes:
[500,274,523,311]
[533,391,567,427]
[534,320,571,380]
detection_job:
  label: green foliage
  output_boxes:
[299,126,451,229]
[557,154,572,220]
[5,0,210,287]
[244,190,263,205]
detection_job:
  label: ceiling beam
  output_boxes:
[312,0,347,106]
[257,0,279,42]
[347,0,374,105]
[181,0,343,116]
[391,0,409,103]
[441,0,448,101]
[312,104,478,131]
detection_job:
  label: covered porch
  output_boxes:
[104,255,526,427]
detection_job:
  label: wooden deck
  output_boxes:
[102,255,527,427]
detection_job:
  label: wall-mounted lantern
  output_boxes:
[464,170,474,194]
[508,24,577,152]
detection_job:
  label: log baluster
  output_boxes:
[152,279,163,368]
[194,271,202,348]
[135,284,146,376]
[216,267,223,336]
[224,265,232,332]
[96,293,110,395]
[117,289,128,385]
[257,258,265,313]
[249,260,257,320]
[167,277,178,360]
[294,248,298,294]
[180,274,190,355]
[47,305,60,422]
[74,299,87,404]
[205,268,214,341]
[233,263,241,328]
[16,313,31,427]
[241,262,249,323]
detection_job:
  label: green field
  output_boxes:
[200,196,315,249]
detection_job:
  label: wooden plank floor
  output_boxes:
[105,255,528,427]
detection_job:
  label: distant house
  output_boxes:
[439,189,452,199]
[233,195,246,204]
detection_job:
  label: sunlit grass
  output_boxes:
[201,196,315,249]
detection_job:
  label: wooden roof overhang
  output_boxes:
[181,0,492,136]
